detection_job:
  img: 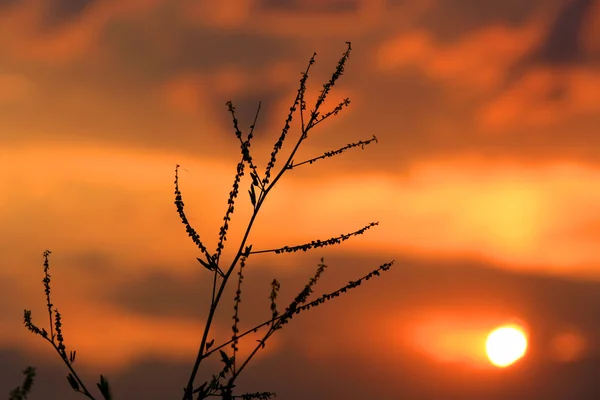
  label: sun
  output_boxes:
[486,325,528,367]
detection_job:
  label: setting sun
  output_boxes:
[486,325,528,367]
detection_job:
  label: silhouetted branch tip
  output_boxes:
[251,222,378,255]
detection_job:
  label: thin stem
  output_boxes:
[182,192,267,399]
[42,251,55,342]
[34,334,96,399]
[227,324,277,387]
[287,135,378,170]
[249,222,378,255]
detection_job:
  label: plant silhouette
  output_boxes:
[11,41,395,400]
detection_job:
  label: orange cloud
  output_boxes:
[0,0,166,64]
[224,0,387,37]
[478,66,600,131]
[178,0,255,28]
[377,22,547,95]
[161,73,209,115]
[581,0,600,55]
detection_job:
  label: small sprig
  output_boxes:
[231,256,247,373]
[174,165,210,256]
[22,251,112,400]
[175,164,225,279]
[250,222,379,255]
[42,250,54,342]
[23,310,43,336]
[262,52,317,187]
[288,135,378,170]
[238,392,276,400]
[226,100,263,190]
[308,97,351,130]
[215,99,265,266]
[305,41,352,132]
[295,257,327,307]
[289,260,395,320]
[214,156,246,264]
[268,279,281,326]
[8,366,36,400]
[54,309,67,359]
[274,258,329,332]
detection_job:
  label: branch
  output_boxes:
[174,165,213,261]
[262,53,317,187]
[307,96,350,130]
[288,135,378,170]
[226,101,264,191]
[23,252,110,400]
[250,222,378,255]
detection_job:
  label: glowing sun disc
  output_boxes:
[486,325,527,367]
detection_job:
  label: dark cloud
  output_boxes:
[59,249,119,276]
[417,0,565,43]
[0,0,18,10]
[38,0,96,32]
[173,30,299,74]
[259,0,361,13]
[104,268,210,320]
[97,19,300,85]
[213,89,285,144]
[535,0,595,64]
[0,14,305,155]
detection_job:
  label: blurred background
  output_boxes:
[1,0,600,398]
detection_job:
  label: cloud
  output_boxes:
[533,0,595,65]
[377,25,541,97]
[478,65,600,130]
[235,0,387,37]
[161,72,209,116]
[177,0,255,28]
[581,0,600,54]
[0,0,166,65]
[35,0,95,32]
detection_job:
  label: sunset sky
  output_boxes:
[1,0,600,399]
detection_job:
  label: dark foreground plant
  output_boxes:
[8,367,35,400]
[12,41,395,400]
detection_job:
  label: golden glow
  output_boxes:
[486,325,528,367]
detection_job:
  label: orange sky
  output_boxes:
[1,0,600,399]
